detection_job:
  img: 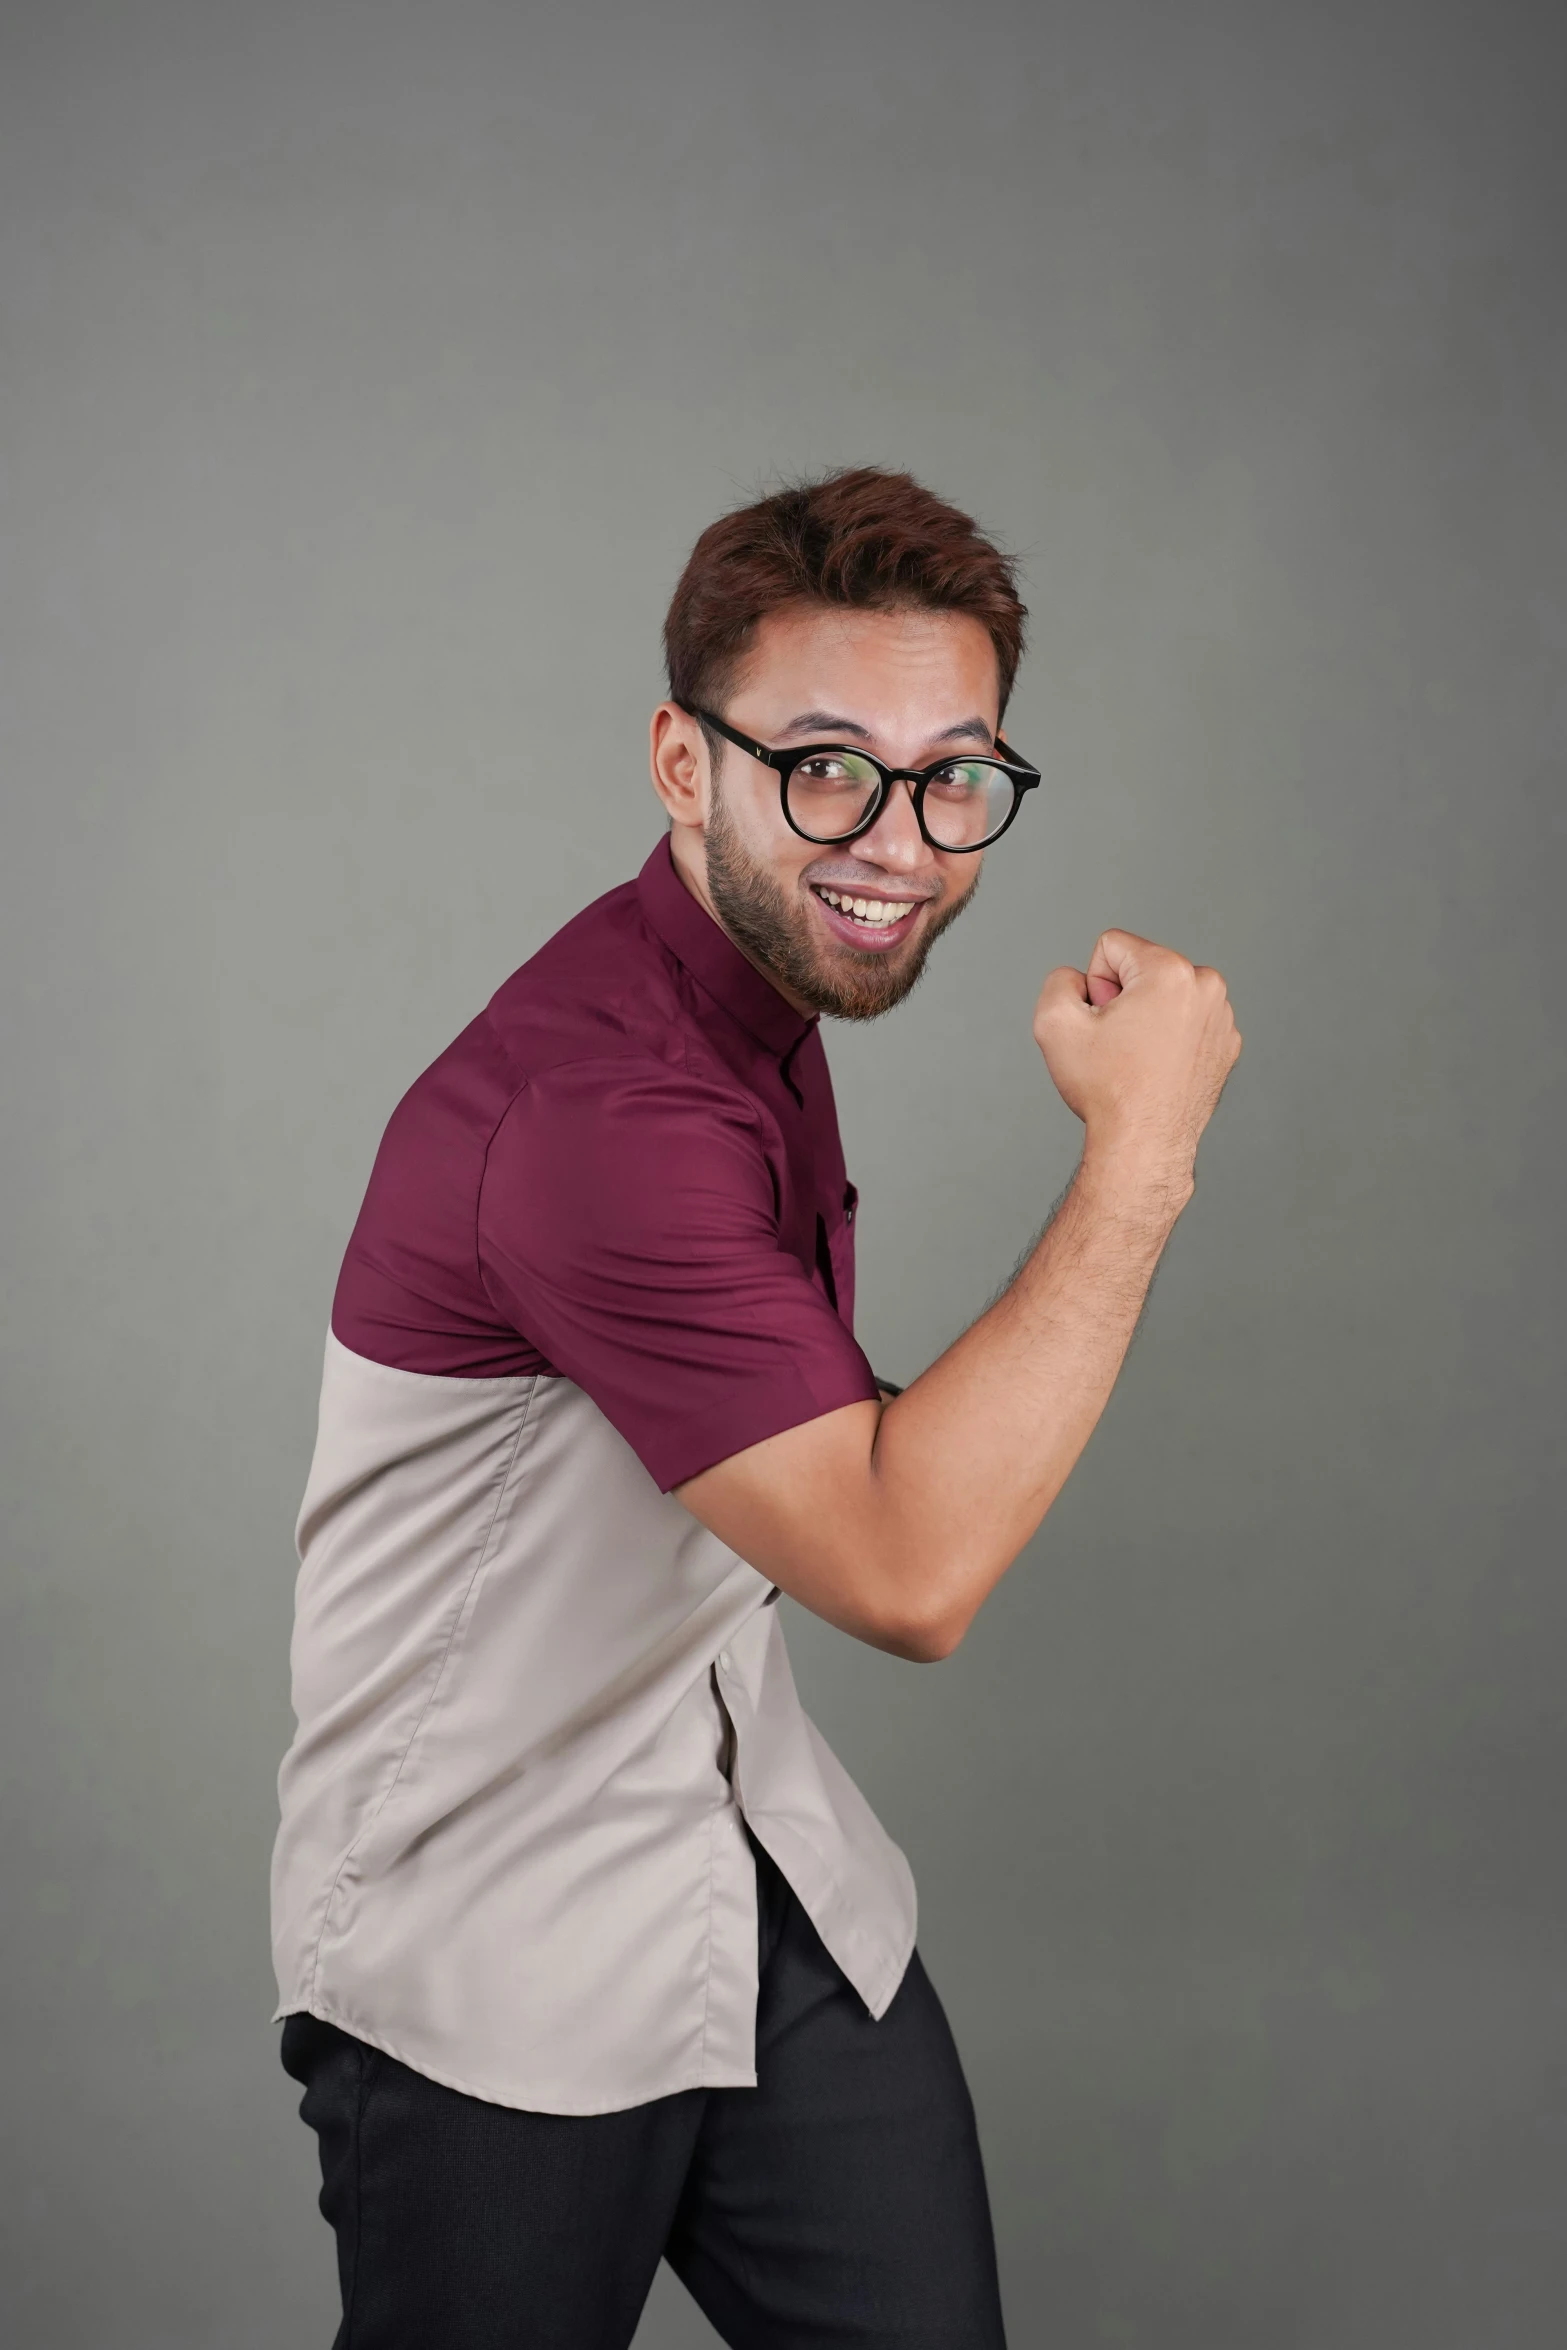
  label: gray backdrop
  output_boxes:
[4,1,1564,2343]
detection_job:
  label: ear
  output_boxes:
[649,702,713,830]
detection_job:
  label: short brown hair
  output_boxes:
[664,467,1028,722]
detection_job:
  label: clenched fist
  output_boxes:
[1033,930,1242,1184]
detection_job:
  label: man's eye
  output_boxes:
[799,757,854,782]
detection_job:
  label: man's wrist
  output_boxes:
[1076,1128,1195,1223]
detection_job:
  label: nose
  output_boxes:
[854,775,935,873]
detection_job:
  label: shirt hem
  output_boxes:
[270,1997,759,2115]
[653,1365,882,1493]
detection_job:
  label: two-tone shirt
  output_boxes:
[270,836,917,2114]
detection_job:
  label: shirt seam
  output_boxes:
[697,1799,719,2078]
[473,1074,534,1329]
[304,1372,541,2002]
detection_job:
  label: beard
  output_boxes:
[702,780,979,1022]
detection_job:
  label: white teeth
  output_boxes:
[817,888,914,928]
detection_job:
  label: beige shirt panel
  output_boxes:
[270,1333,917,2114]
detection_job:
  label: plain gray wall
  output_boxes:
[3,1,1564,2343]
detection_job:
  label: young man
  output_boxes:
[272,468,1241,2348]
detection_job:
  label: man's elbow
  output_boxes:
[873,1595,971,1665]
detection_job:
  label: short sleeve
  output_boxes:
[476,1057,880,1490]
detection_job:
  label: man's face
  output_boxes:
[664,604,999,1021]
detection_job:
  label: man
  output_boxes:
[273,467,1241,2348]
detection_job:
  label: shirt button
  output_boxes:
[717,1650,732,1672]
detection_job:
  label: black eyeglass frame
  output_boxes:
[679,703,1041,852]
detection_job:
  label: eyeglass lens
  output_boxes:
[785,752,1015,849]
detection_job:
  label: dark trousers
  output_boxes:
[281,1837,1007,2348]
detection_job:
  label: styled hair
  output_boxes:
[663,467,1028,722]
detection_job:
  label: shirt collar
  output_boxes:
[637,835,817,1062]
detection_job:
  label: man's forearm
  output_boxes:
[679,1141,1191,1660]
[865,1141,1191,1654]
[677,931,1239,1660]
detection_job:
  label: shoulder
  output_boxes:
[482,877,692,1080]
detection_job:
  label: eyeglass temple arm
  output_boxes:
[676,703,778,766]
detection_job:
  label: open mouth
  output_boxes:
[809,884,928,950]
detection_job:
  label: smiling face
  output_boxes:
[650,601,1000,1020]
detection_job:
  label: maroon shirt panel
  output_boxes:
[331,839,879,1489]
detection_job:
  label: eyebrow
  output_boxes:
[777,710,996,750]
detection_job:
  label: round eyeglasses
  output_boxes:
[680,704,1041,853]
